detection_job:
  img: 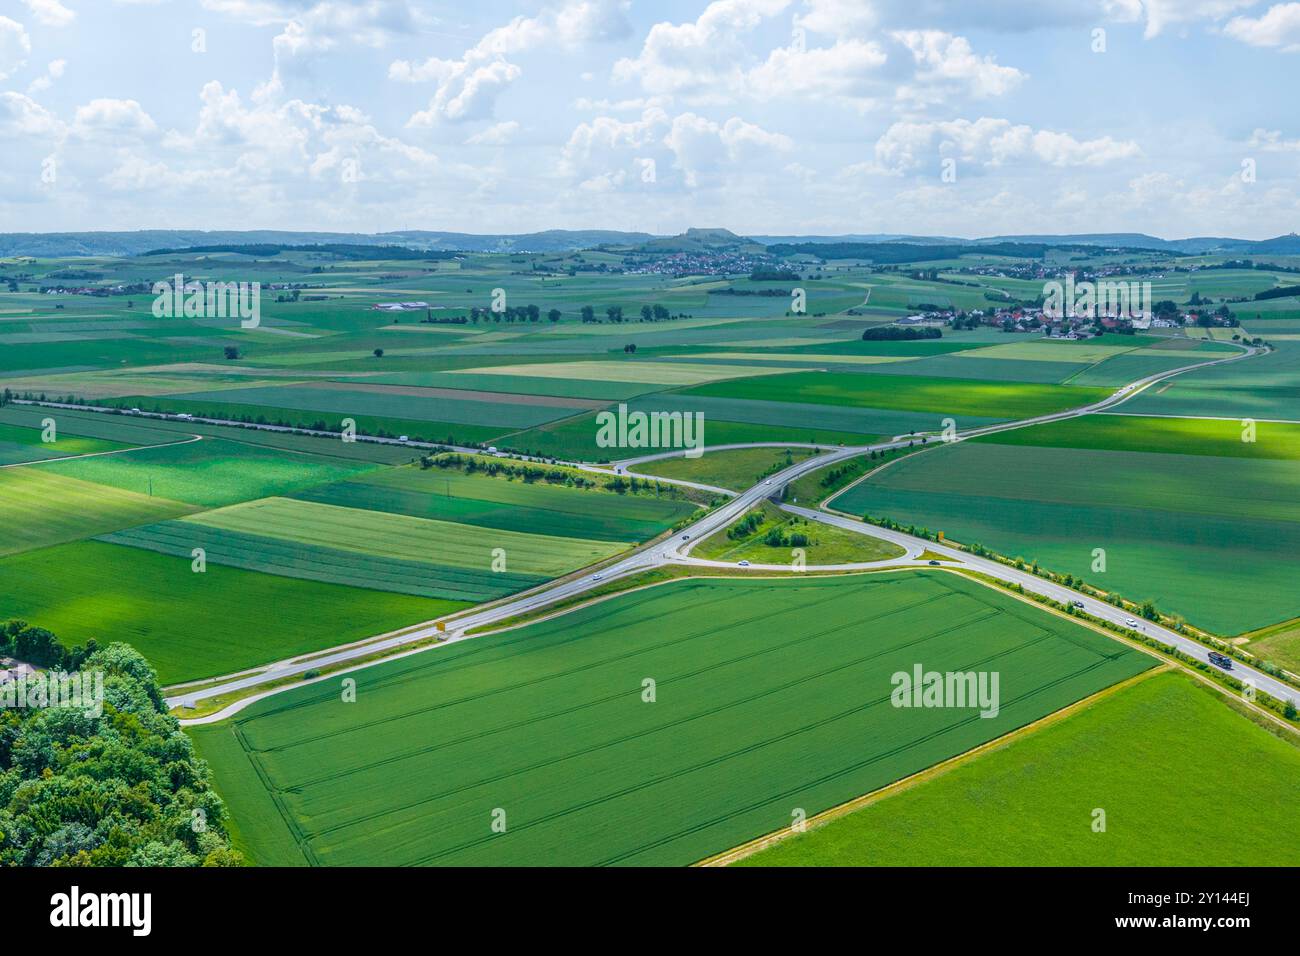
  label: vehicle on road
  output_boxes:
[928,560,941,566]
[681,533,690,540]
[1208,652,1234,670]
[397,435,409,443]
[1072,600,1085,609]
[738,560,750,567]
[1124,618,1138,627]
[591,573,603,582]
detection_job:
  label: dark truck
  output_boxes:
[1207,652,1234,670]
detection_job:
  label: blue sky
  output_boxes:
[1,0,1298,238]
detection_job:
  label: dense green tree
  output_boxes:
[0,636,242,867]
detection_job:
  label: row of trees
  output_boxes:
[580,304,674,323]
[465,305,561,324]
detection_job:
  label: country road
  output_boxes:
[148,338,1297,722]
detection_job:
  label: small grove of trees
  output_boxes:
[223,346,240,360]
[579,304,672,324]
[2,620,96,671]
[0,634,243,866]
[862,325,943,341]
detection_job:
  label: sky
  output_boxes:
[1,0,1299,239]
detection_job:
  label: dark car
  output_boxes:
[927,560,941,566]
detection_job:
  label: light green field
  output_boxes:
[634,446,820,491]
[453,360,803,385]
[99,520,548,603]
[185,496,627,577]
[1236,618,1300,675]
[695,502,907,565]
[834,440,1300,633]
[742,671,1300,866]
[500,412,874,462]
[683,351,915,366]
[189,572,1152,866]
[37,437,379,507]
[0,468,192,556]
[686,370,1110,420]
[0,423,129,464]
[0,540,461,683]
[978,412,1300,460]
[956,340,1138,363]
[293,463,697,542]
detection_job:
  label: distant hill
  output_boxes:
[633,227,765,254]
[754,232,1300,256]
[0,227,1295,259]
[751,233,967,246]
[0,229,657,258]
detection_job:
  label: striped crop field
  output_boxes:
[293,465,697,542]
[177,497,628,577]
[36,437,381,507]
[190,572,1153,866]
[98,522,547,603]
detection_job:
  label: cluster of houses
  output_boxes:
[897,306,1159,336]
[624,252,777,277]
[0,657,35,685]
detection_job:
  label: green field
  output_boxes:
[0,467,193,556]
[833,437,1300,633]
[183,496,627,577]
[685,370,1111,420]
[0,422,129,464]
[1124,339,1299,421]
[0,540,461,683]
[500,412,875,461]
[979,412,1300,460]
[695,502,907,565]
[742,671,1300,866]
[190,572,1153,866]
[634,446,821,491]
[37,437,379,507]
[98,521,548,602]
[293,463,697,542]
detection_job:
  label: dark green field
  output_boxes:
[0,540,461,683]
[190,572,1152,866]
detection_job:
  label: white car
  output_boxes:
[738,560,750,567]
[592,574,603,582]
[1124,617,1138,627]
[763,479,771,485]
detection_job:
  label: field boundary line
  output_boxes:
[0,433,204,469]
[695,665,1168,867]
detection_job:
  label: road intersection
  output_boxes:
[158,340,1297,722]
